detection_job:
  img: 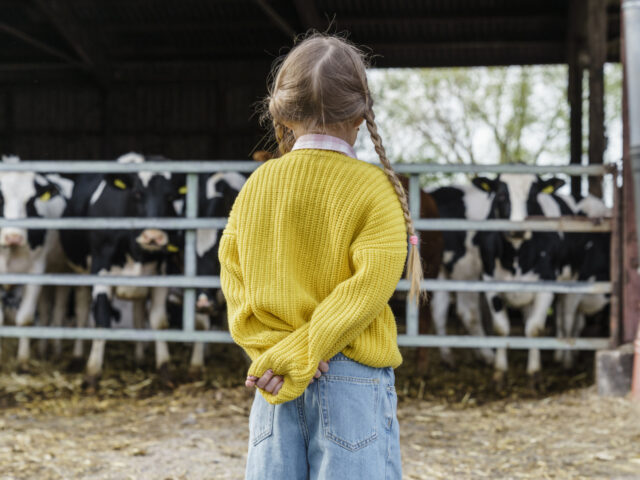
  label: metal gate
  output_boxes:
[0,160,617,352]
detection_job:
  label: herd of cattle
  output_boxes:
[0,152,611,388]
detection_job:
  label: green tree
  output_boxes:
[356,64,622,170]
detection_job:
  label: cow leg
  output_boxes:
[524,292,554,381]
[485,292,510,388]
[431,285,454,368]
[36,286,52,359]
[70,287,91,369]
[0,298,4,359]
[85,261,118,388]
[189,312,210,379]
[50,285,70,359]
[149,286,171,384]
[565,311,586,370]
[553,295,567,364]
[132,299,147,366]
[556,293,582,369]
[16,282,44,371]
[457,292,494,365]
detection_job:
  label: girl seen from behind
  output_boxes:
[219,33,424,480]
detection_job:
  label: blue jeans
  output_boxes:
[245,353,402,480]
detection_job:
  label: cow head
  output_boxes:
[99,153,185,255]
[472,174,564,241]
[0,157,62,249]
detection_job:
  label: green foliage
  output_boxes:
[355,64,622,186]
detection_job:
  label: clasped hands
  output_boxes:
[245,360,330,396]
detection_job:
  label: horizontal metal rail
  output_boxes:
[0,274,611,294]
[0,161,613,175]
[413,218,611,232]
[0,217,612,232]
[0,326,610,350]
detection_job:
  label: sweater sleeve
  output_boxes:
[248,177,408,404]
[219,223,291,361]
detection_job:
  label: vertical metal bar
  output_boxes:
[405,174,421,337]
[182,172,199,332]
[609,169,621,348]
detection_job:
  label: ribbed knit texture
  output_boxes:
[219,149,407,404]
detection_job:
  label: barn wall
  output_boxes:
[0,63,271,160]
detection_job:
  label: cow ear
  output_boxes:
[472,176,496,193]
[539,178,565,195]
[34,182,59,202]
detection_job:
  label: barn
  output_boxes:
[1,1,639,478]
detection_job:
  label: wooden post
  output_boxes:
[621,7,640,345]
[568,0,586,200]
[587,0,607,198]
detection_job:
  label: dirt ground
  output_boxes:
[0,341,639,480]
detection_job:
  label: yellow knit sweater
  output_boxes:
[218,149,407,404]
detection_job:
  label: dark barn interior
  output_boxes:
[0,0,621,160]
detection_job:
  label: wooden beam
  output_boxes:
[620,2,640,343]
[35,0,111,87]
[255,0,296,39]
[587,0,607,198]
[293,0,324,31]
[0,23,83,67]
[567,0,586,200]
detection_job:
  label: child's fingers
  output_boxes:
[313,368,322,379]
[245,375,258,388]
[318,361,330,373]
[272,379,284,395]
[264,375,283,393]
[255,369,274,389]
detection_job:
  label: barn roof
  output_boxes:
[0,0,621,85]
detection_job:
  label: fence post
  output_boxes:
[405,174,421,337]
[182,172,199,332]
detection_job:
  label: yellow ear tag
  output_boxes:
[481,182,490,191]
[541,185,555,194]
[113,179,127,189]
[178,186,187,195]
[39,191,51,202]
[167,244,179,252]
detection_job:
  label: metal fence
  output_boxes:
[0,161,616,352]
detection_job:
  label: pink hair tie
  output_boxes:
[409,235,418,246]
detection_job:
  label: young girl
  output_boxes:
[219,33,423,480]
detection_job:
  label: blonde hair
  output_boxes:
[262,33,424,303]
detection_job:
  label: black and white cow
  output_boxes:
[0,155,75,369]
[470,173,567,385]
[167,171,247,373]
[554,195,611,369]
[428,183,495,367]
[60,152,185,387]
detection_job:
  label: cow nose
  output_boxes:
[139,229,168,246]
[196,294,211,309]
[2,232,25,246]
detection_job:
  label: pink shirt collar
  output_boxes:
[291,134,358,160]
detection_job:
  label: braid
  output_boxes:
[364,106,425,304]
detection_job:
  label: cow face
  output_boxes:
[0,171,61,248]
[100,172,185,253]
[473,174,564,241]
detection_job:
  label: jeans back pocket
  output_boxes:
[319,374,379,451]
[249,391,275,446]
